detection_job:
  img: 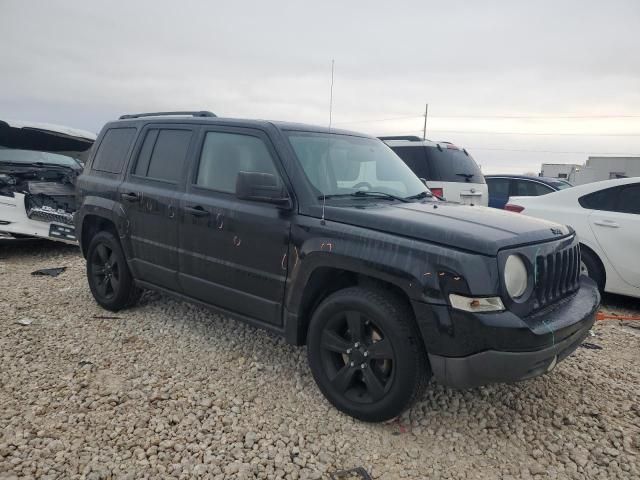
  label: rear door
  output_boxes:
[583,183,640,287]
[486,177,511,209]
[119,125,196,292]
[178,126,291,326]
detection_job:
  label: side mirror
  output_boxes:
[236,171,291,207]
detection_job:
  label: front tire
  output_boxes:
[580,247,605,293]
[307,286,429,422]
[87,230,140,311]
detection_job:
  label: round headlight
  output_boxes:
[504,255,528,299]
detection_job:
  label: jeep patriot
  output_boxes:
[76,111,600,421]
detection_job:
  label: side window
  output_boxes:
[195,132,279,193]
[579,187,619,211]
[133,129,192,183]
[513,180,553,196]
[390,146,430,180]
[616,185,640,214]
[92,128,136,174]
[487,178,510,196]
[531,182,554,196]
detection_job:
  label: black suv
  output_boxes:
[76,111,600,422]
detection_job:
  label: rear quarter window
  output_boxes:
[91,127,137,174]
[390,146,431,179]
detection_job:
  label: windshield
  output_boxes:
[0,148,81,168]
[286,132,428,199]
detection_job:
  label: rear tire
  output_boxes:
[580,247,605,293]
[87,230,141,311]
[307,286,429,422]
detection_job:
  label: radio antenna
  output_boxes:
[321,59,335,225]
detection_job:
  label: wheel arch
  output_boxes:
[285,265,415,346]
[579,241,606,287]
[79,214,118,258]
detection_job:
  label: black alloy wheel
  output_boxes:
[86,230,140,311]
[319,309,394,404]
[307,286,429,422]
[90,242,120,300]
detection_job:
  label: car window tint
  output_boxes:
[390,146,430,179]
[531,182,554,195]
[134,129,192,183]
[133,129,159,177]
[616,185,640,214]
[92,128,136,174]
[487,178,510,196]
[196,132,279,193]
[578,187,619,211]
[423,146,485,184]
[514,180,553,196]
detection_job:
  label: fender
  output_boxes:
[76,195,131,258]
[282,218,499,344]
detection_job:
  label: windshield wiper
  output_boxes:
[404,191,433,200]
[0,161,77,170]
[319,191,409,203]
[456,173,474,182]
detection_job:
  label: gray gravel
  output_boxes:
[1,240,639,479]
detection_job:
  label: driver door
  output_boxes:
[179,127,292,326]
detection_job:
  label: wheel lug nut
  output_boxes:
[350,361,355,367]
[360,363,367,369]
[363,351,368,357]
[346,349,352,354]
[354,342,360,348]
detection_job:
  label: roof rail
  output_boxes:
[118,111,217,120]
[378,135,423,142]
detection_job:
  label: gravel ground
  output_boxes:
[1,240,639,480]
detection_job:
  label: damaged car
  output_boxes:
[0,120,95,242]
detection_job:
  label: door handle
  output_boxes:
[593,219,619,228]
[184,205,210,217]
[121,192,140,202]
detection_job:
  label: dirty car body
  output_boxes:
[0,120,96,243]
[76,112,600,421]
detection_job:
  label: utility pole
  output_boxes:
[422,103,428,140]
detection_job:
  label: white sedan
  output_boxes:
[505,177,640,299]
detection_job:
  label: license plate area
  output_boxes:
[49,223,76,241]
[460,193,482,205]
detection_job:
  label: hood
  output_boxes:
[323,200,572,256]
[0,120,96,161]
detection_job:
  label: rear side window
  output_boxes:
[424,146,485,184]
[133,129,192,183]
[487,178,510,196]
[391,146,430,179]
[92,128,136,174]
[195,131,279,193]
[513,180,553,196]
[579,187,618,211]
[615,185,640,214]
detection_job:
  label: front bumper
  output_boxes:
[413,276,600,388]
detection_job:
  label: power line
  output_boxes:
[457,147,640,156]
[373,128,640,137]
[334,115,424,125]
[424,129,640,137]
[334,113,640,124]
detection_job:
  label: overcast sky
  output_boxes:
[1,0,639,173]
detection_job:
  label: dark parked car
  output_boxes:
[76,111,600,422]
[486,174,572,209]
